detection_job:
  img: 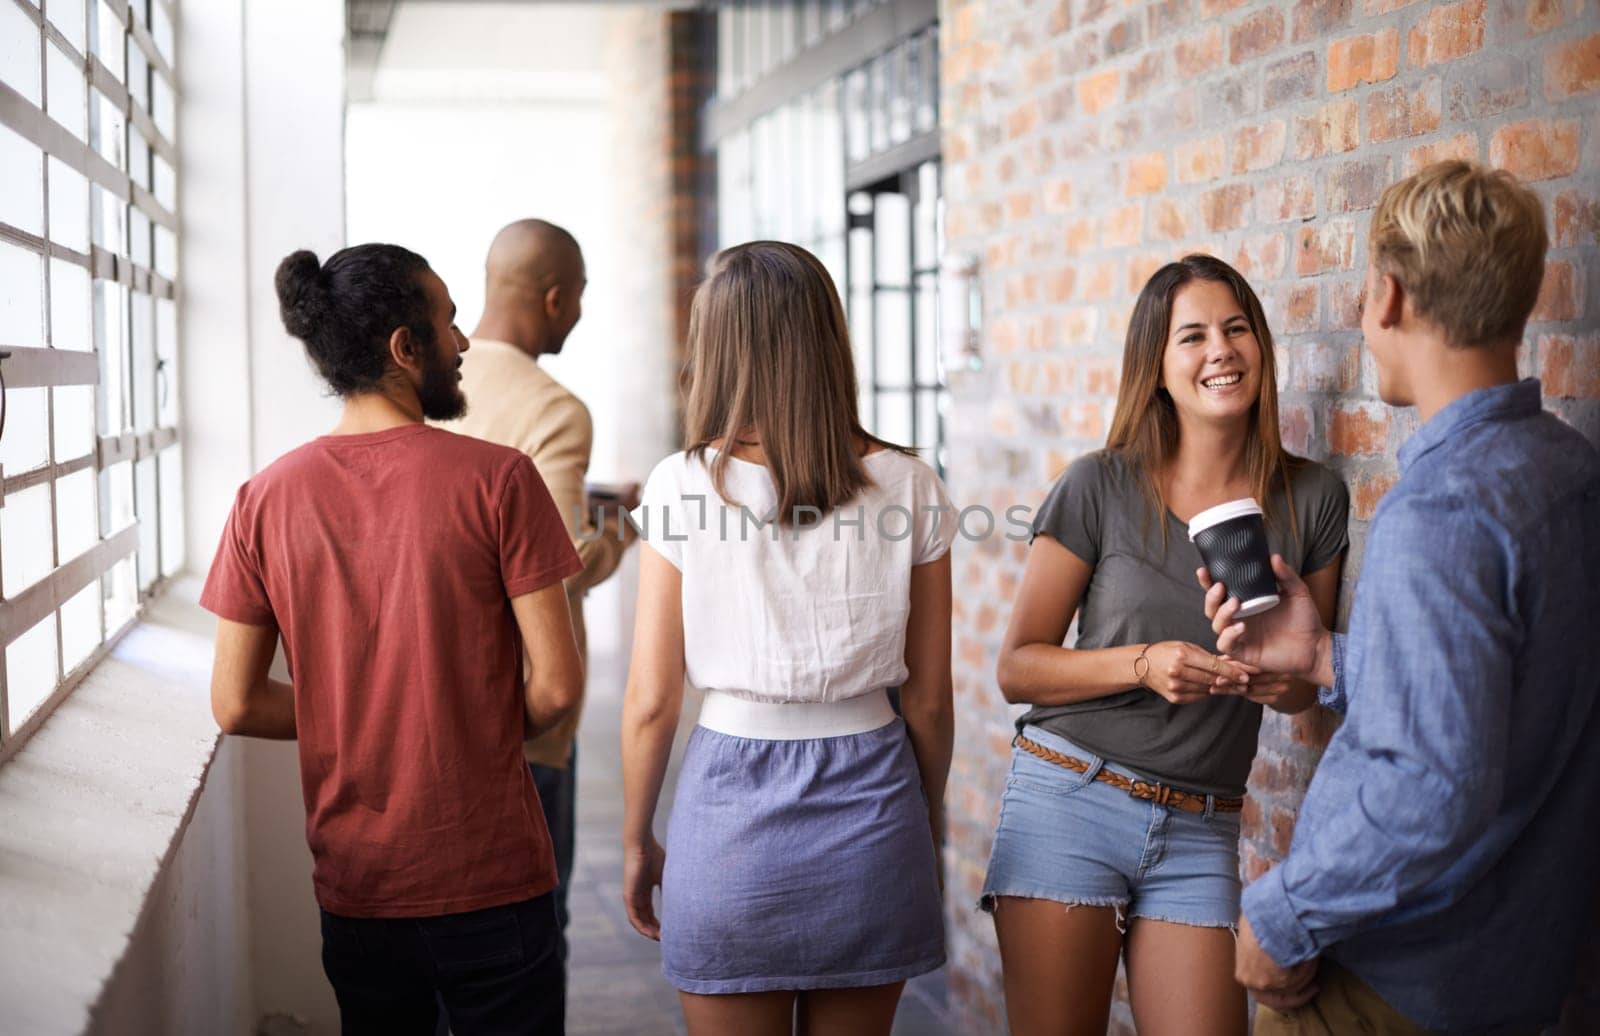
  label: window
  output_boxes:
[0,0,182,763]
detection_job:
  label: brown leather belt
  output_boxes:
[1015,735,1244,815]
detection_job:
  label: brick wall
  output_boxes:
[937,1,1599,1031]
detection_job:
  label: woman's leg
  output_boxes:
[679,990,795,1036]
[1124,919,1247,1036]
[795,982,905,1036]
[993,897,1124,1036]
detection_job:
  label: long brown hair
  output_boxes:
[684,241,911,525]
[1105,253,1302,543]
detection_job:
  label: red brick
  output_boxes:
[1059,400,1106,439]
[1326,156,1392,213]
[1264,50,1320,108]
[1285,283,1319,334]
[952,3,984,47]
[1044,267,1078,304]
[1531,261,1583,323]
[1404,132,1479,175]
[1294,99,1360,160]
[1047,0,1072,35]
[1063,217,1095,256]
[1005,190,1036,222]
[1043,176,1074,215]
[1084,357,1120,396]
[1290,705,1341,747]
[1329,401,1391,455]
[1127,252,1169,296]
[1230,7,1286,64]
[1489,118,1581,182]
[1060,307,1099,345]
[1176,134,1226,184]
[1004,273,1039,308]
[1368,78,1442,143]
[1327,28,1399,92]
[1233,233,1289,280]
[1525,0,1564,34]
[1271,809,1296,855]
[1553,190,1600,248]
[1292,0,1352,44]
[1280,402,1313,453]
[1127,51,1166,102]
[1249,752,1313,793]
[1328,278,1364,330]
[1007,100,1041,140]
[1200,0,1248,15]
[1256,175,1316,223]
[1297,220,1357,276]
[1293,340,1361,392]
[1545,33,1600,100]
[1023,49,1056,91]
[1150,197,1192,242]
[1100,204,1144,249]
[1200,182,1254,232]
[1541,334,1600,397]
[1078,68,1120,115]
[1232,120,1288,174]
[1125,151,1168,197]
[1407,0,1486,68]
[1352,471,1398,520]
[1175,26,1225,80]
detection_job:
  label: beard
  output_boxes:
[417,337,467,421]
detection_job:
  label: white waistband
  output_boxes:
[695,689,896,741]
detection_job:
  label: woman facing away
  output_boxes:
[620,241,955,1036]
[984,254,1350,1036]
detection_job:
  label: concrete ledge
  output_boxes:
[0,580,222,1036]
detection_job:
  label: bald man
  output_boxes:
[444,219,636,965]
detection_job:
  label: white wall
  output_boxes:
[176,0,348,1032]
[345,2,638,658]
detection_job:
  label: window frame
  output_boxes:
[0,0,182,765]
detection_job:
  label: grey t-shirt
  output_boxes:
[1019,449,1349,797]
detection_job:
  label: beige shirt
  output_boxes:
[443,338,626,769]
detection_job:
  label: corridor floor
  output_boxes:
[563,653,960,1036]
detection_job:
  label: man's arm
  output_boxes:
[535,396,628,597]
[211,618,296,739]
[1243,496,1517,966]
[510,582,584,738]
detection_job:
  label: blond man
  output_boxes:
[1199,161,1600,1033]
[445,219,636,969]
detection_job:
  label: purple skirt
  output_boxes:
[659,717,946,994]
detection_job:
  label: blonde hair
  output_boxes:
[683,241,910,525]
[1368,160,1548,348]
[1105,254,1301,547]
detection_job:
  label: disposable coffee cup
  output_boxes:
[1188,499,1280,619]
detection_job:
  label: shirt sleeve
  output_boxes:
[1243,494,1517,966]
[199,485,276,627]
[1030,453,1104,564]
[630,454,686,571]
[1298,466,1351,575]
[499,455,584,598]
[912,461,957,565]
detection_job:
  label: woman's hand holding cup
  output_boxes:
[1137,641,1254,705]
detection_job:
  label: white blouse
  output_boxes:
[632,447,956,705]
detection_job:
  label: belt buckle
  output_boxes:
[1131,779,1177,807]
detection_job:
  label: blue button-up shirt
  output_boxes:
[1243,380,1600,1032]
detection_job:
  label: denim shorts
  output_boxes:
[979,725,1243,929]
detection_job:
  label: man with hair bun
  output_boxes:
[203,243,583,1033]
[1199,161,1600,1034]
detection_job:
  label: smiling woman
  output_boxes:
[984,252,1351,1036]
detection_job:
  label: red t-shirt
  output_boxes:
[200,424,582,917]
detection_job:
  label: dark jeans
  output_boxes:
[529,747,576,959]
[321,894,564,1036]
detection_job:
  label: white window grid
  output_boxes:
[0,0,181,764]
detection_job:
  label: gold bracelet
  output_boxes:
[1133,643,1153,688]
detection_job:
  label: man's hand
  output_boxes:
[1236,914,1320,1012]
[1198,555,1333,686]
